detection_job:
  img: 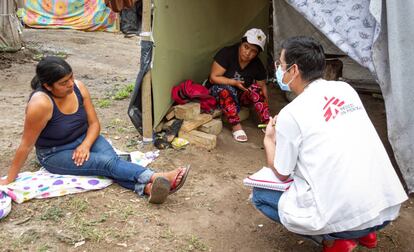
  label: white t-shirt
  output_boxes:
[275,79,407,235]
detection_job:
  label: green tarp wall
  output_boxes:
[151,0,269,127]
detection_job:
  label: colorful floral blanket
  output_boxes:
[0,169,113,220]
[0,150,160,220]
[21,0,117,32]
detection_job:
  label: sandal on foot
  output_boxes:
[148,177,170,204]
[232,129,248,142]
[170,165,191,195]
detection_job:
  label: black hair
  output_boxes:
[241,37,262,53]
[281,36,325,82]
[30,56,73,91]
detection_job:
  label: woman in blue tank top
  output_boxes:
[0,56,190,204]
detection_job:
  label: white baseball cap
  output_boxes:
[243,28,266,51]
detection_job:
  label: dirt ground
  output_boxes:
[0,29,413,252]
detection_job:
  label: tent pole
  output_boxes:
[141,0,153,143]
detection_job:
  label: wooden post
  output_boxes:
[141,0,153,143]
[0,0,22,52]
[141,71,153,143]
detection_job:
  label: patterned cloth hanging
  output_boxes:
[21,0,117,32]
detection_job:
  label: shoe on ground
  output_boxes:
[358,232,377,248]
[323,239,357,252]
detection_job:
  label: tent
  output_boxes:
[128,0,414,193]
[0,0,23,52]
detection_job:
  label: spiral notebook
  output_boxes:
[243,167,293,191]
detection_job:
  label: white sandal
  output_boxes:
[232,129,248,142]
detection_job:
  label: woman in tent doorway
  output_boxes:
[0,56,190,204]
[208,28,269,142]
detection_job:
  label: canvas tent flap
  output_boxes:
[371,0,414,193]
[21,0,117,32]
[272,0,373,80]
[151,0,269,127]
[0,0,23,52]
[286,0,377,72]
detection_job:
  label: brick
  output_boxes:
[162,119,176,130]
[165,107,175,120]
[198,119,222,135]
[154,121,164,133]
[174,103,200,120]
[179,130,216,150]
[180,113,212,132]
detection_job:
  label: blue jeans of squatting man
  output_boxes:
[251,188,389,244]
[36,134,154,196]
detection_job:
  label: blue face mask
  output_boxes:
[276,65,294,92]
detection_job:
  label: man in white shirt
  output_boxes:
[252,36,407,252]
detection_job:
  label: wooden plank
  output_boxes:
[180,113,213,133]
[198,119,223,135]
[141,71,153,142]
[140,0,152,142]
[179,130,217,150]
[162,119,176,130]
[174,103,200,120]
[154,120,164,133]
[165,107,175,120]
[142,0,151,37]
[114,13,120,32]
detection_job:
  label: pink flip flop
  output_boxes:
[169,165,191,195]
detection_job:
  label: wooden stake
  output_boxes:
[141,0,153,143]
[142,71,153,143]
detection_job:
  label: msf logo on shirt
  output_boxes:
[323,96,345,122]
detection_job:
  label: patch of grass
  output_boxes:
[68,217,105,242]
[107,118,124,129]
[159,228,176,241]
[126,83,135,92]
[96,98,112,108]
[67,198,89,213]
[40,206,64,221]
[185,235,209,251]
[37,243,52,252]
[113,83,135,100]
[20,229,40,244]
[117,127,126,134]
[55,51,68,59]
[119,205,135,221]
[65,212,113,242]
[32,53,44,61]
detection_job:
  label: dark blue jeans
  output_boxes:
[251,188,389,243]
[36,134,154,196]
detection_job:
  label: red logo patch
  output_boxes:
[323,96,345,122]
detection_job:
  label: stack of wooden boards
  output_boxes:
[156,103,223,150]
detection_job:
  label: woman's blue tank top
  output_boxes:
[35,84,88,148]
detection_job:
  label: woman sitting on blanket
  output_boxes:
[208,28,270,142]
[0,56,190,204]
